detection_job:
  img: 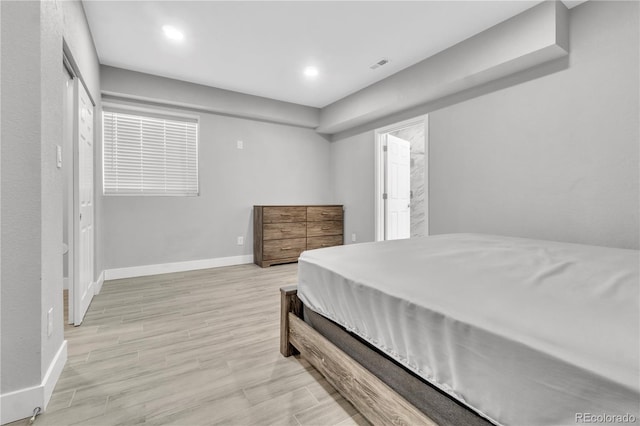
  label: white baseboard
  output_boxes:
[104,254,254,281]
[0,385,41,425]
[0,340,67,425]
[42,341,67,409]
[94,271,105,294]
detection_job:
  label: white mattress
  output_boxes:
[297,234,640,426]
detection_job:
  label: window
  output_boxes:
[102,109,198,196]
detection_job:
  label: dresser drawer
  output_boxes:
[254,204,343,267]
[307,235,343,250]
[307,206,343,222]
[307,221,343,237]
[263,238,306,261]
[263,222,306,240]
[263,206,306,223]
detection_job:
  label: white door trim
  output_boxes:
[374,115,429,241]
[63,58,76,324]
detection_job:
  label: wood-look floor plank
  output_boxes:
[8,263,366,426]
[212,387,318,426]
[334,413,372,426]
[295,393,359,426]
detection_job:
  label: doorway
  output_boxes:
[375,116,428,241]
[62,53,96,326]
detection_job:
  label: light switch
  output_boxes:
[56,145,62,168]
[47,308,53,337]
[237,140,244,149]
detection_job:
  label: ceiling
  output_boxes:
[83,1,586,109]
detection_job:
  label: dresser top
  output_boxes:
[254,204,343,207]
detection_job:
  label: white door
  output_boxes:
[74,82,95,325]
[385,134,411,240]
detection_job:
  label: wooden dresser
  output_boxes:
[253,205,344,267]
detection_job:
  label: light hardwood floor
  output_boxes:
[14,263,369,426]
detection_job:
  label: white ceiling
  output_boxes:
[83,1,585,108]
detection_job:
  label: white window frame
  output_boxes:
[102,103,199,196]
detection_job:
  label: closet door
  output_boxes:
[73,81,95,325]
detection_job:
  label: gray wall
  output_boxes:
[331,0,639,250]
[429,0,639,249]
[331,132,375,244]
[1,0,43,394]
[100,75,333,270]
[39,0,65,383]
[1,0,101,416]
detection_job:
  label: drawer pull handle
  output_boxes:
[321,227,331,230]
[280,214,291,217]
[281,247,293,250]
[321,212,330,215]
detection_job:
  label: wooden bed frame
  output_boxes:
[280,285,438,426]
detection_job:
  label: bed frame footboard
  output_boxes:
[280,285,302,357]
[279,286,438,426]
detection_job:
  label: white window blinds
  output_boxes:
[103,110,198,196]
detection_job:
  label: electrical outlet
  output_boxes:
[47,308,53,337]
[237,236,244,245]
[236,140,244,149]
[351,233,357,242]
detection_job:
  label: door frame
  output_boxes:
[374,115,429,242]
[63,56,76,324]
[63,46,97,325]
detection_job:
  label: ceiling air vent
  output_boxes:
[370,58,389,70]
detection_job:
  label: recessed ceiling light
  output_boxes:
[303,66,319,78]
[162,25,184,41]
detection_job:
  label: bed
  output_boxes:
[280,233,640,426]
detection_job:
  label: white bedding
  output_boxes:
[297,234,640,426]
